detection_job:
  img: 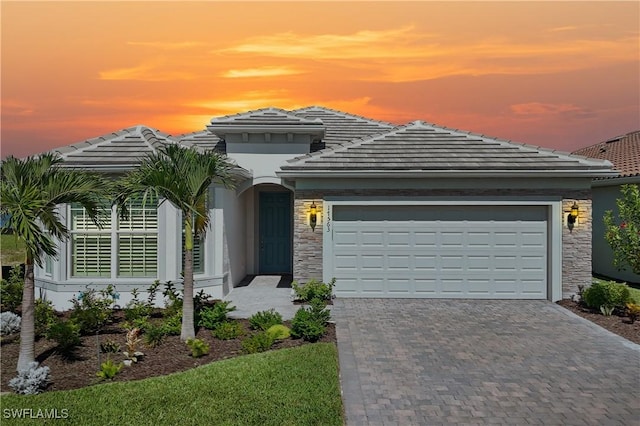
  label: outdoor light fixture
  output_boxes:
[309,201,318,231]
[567,202,579,227]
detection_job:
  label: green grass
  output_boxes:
[0,343,343,426]
[1,234,26,266]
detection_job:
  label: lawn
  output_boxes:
[1,233,25,266]
[0,343,343,426]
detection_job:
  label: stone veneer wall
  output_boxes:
[293,188,592,299]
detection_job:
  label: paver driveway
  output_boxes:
[333,299,639,425]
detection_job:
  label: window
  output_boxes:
[118,196,158,277]
[70,196,158,278]
[70,203,111,277]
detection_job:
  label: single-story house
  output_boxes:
[572,131,640,284]
[34,106,615,309]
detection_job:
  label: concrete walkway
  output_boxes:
[333,299,640,426]
[223,275,299,320]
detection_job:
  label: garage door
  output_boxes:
[330,205,547,299]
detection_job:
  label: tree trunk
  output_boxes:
[181,219,196,341]
[17,259,36,371]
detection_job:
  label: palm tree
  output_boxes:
[114,144,234,340]
[1,154,108,371]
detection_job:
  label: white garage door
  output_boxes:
[330,205,548,299]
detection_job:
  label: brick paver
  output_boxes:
[333,299,640,425]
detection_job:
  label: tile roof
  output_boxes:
[292,106,394,151]
[280,120,615,177]
[177,130,225,153]
[52,126,176,169]
[207,107,324,134]
[572,131,640,177]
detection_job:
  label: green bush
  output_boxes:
[0,265,23,312]
[249,309,283,331]
[292,278,335,302]
[144,322,166,348]
[99,340,121,354]
[582,280,632,310]
[211,321,245,340]
[124,288,153,322]
[186,338,210,358]
[266,324,291,340]
[96,358,122,380]
[291,298,330,342]
[198,301,236,330]
[161,313,182,336]
[70,286,116,334]
[35,299,57,337]
[241,332,275,354]
[46,320,81,356]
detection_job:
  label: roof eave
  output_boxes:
[277,169,619,179]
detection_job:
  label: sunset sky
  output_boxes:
[2,1,639,158]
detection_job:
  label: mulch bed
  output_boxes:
[1,310,336,393]
[557,299,640,344]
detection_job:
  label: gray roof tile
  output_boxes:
[52,126,177,169]
[292,106,394,151]
[281,120,614,176]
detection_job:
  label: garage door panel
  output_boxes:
[331,205,547,299]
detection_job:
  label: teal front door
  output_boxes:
[259,192,292,274]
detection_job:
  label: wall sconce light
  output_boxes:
[309,201,318,231]
[567,202,579,229]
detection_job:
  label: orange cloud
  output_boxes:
[127,41,206,50]
[98,59,196,81]
[2,100,34,117]
[510,103,596,120]
[221,66,305,78]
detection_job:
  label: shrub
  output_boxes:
[70,286,117,334]
[582,280,632,311]
[47,319,81,355]
[96,358,122,380]
[162,313,182,336]
[124,327,143,363]
[291,298,330,342]
[35,299,57,337]
[144,322,166,348]
[604,184,640,274]
[292,278,335,302]
[198,301,236,330]
[99,340,121,354]
[266,324,290,341]
[249,309,283,331]
[124,288,153,322]
[626,303,640,324]
[0,265,23,312]
[9,362,50,395]
[1,311,21,335]
[186,338,210,358]
[241,332,275,354]
[162,281,182,317]
[211,321,245,340]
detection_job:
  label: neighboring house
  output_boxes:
[572,131,640,284]
[34,107,615,309]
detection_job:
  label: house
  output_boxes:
[35,107,615,309]
[572,131,640,284]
